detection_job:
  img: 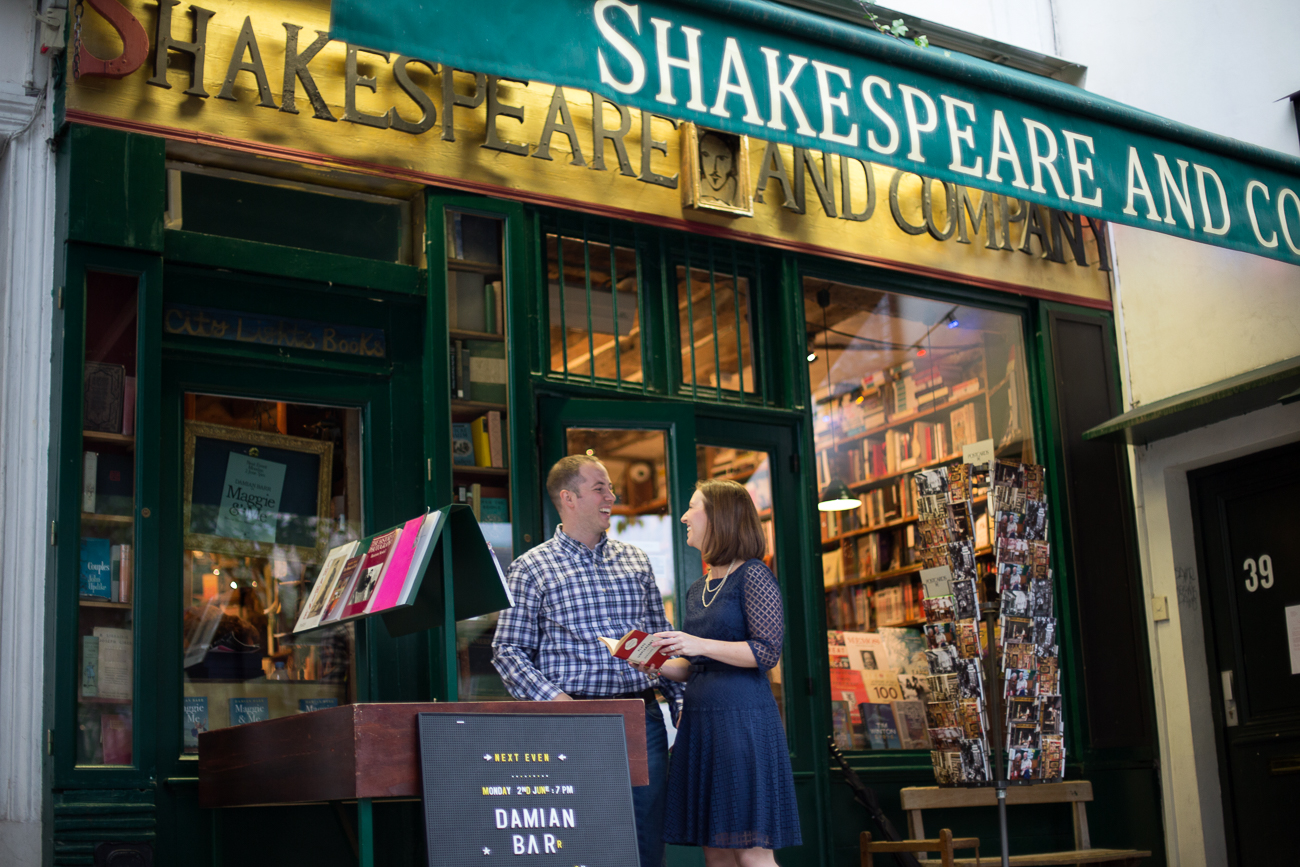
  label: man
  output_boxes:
[493,455,681,867]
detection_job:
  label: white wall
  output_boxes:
[0,2,55,865]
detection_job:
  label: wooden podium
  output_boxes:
[198,701,648,865]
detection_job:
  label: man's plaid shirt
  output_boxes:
[492,526,684,708]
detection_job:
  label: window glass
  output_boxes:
[677,264,755,395]
[547,234,643,385]
[179,394,361,752]
[806,277,1034,751]
[77,270,140,766]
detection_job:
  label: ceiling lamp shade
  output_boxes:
[818,478,860,512]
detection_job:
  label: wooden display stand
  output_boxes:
[198,701,649,864]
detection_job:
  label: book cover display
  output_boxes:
[913,453,1064,786]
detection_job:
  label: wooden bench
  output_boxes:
[860,781,1150,867]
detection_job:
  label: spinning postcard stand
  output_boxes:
[913,452,1063,867]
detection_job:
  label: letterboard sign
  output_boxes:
[417,713,638,867]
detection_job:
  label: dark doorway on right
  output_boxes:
[1190,440,1300,866]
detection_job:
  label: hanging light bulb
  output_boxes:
[815,288,860,512]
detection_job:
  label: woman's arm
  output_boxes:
[649,631,758,668]
[632,657,692,683]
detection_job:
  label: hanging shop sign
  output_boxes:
[65,0,1110,306]
[329,0,1300,265]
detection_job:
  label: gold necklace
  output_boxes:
[702,561,738,608]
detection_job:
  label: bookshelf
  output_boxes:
[77,271,139,767]
[808,281,1034,642]
[445,208,514,703]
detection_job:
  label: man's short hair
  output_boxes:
[546,455,605,511]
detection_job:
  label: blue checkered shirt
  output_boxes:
[492,526,683,708]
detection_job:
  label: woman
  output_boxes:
[644,479,801,866]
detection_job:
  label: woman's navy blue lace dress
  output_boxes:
[663,559,802,849]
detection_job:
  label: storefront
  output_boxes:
[51,1,1165,864]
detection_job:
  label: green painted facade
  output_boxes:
[48,124,1165,866]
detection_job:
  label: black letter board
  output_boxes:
[417,713,638,867]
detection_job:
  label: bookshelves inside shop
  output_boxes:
[444,208,514,702]
[77,276,140,767]
[819,346,1028,634]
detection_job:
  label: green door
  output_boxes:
[536,394,823,867]
[154,292,427,864]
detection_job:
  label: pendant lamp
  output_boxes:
[815,288,861,512]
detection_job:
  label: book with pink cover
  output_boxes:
[338,527,402,621]
[364,513,431,615]
[101,713,132,765]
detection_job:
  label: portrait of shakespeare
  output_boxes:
[698,131,740,207]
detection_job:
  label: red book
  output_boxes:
[101,713,132,765]
[339,527,402,620]
[598,630,674,669]
[321,548,369,624]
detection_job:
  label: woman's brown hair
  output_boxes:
[696,478,767,566]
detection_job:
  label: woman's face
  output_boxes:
[681,490,710,552]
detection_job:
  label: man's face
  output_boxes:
[699,134,734,193]
[564,462,616,535]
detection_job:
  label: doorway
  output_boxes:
[1190,440,1300,866]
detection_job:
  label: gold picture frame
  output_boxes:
[182,421,334,562]
[680,122,753,217]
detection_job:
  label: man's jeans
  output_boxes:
[631,701,669,867]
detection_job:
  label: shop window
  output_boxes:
[77,271,139,766]
[807,277,1035,751]
[167,166,413,263]
[696,445,785,728]
[446,207,517,703]
[545,229,644,386]
[676,241,758,399]
[180,394,361,750]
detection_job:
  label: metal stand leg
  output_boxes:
[981,601,1010,867]
[358,798,374,867]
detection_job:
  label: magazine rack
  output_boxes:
[198,701,649,866]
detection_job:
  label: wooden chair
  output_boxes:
[861,828,979,867]
[887,781,1150,866]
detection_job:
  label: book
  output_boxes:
[451,269,487,332]
[451,422,475,465]
[80,538,113,599]
[486,410,504,468]
[294,541,360,633]
[365,514,432,615]
[321,544,371,624]
[122,375,136,435]
[81,636,99,697]
[82,451,97,512]
[110,545,122,602]
[892,700,931,749]
[451,340,464,399]
[229,697,269,726]
[93,626,132,701]
[397,510,446,607]
[483,280,496,335]
[339,527,403,620]
[598,629,673,668]
[858,702,902,750]
[100,713,132,765]
[466,339,507,404]
[84,361,125,433]
[118,544,133,603]
[183,696,208,754]
[479,497,509,523]
[95,452,134,516]
[299,698,339,713]
[470,416,492,467]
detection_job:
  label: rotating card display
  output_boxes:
[913,453,1064,786]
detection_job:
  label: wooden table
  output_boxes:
[198,701,648,865]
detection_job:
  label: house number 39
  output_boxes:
[1243,554,1274,592]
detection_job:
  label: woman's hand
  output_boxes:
[651,630,711,658]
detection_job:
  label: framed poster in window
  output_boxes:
[182,421,334,561]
